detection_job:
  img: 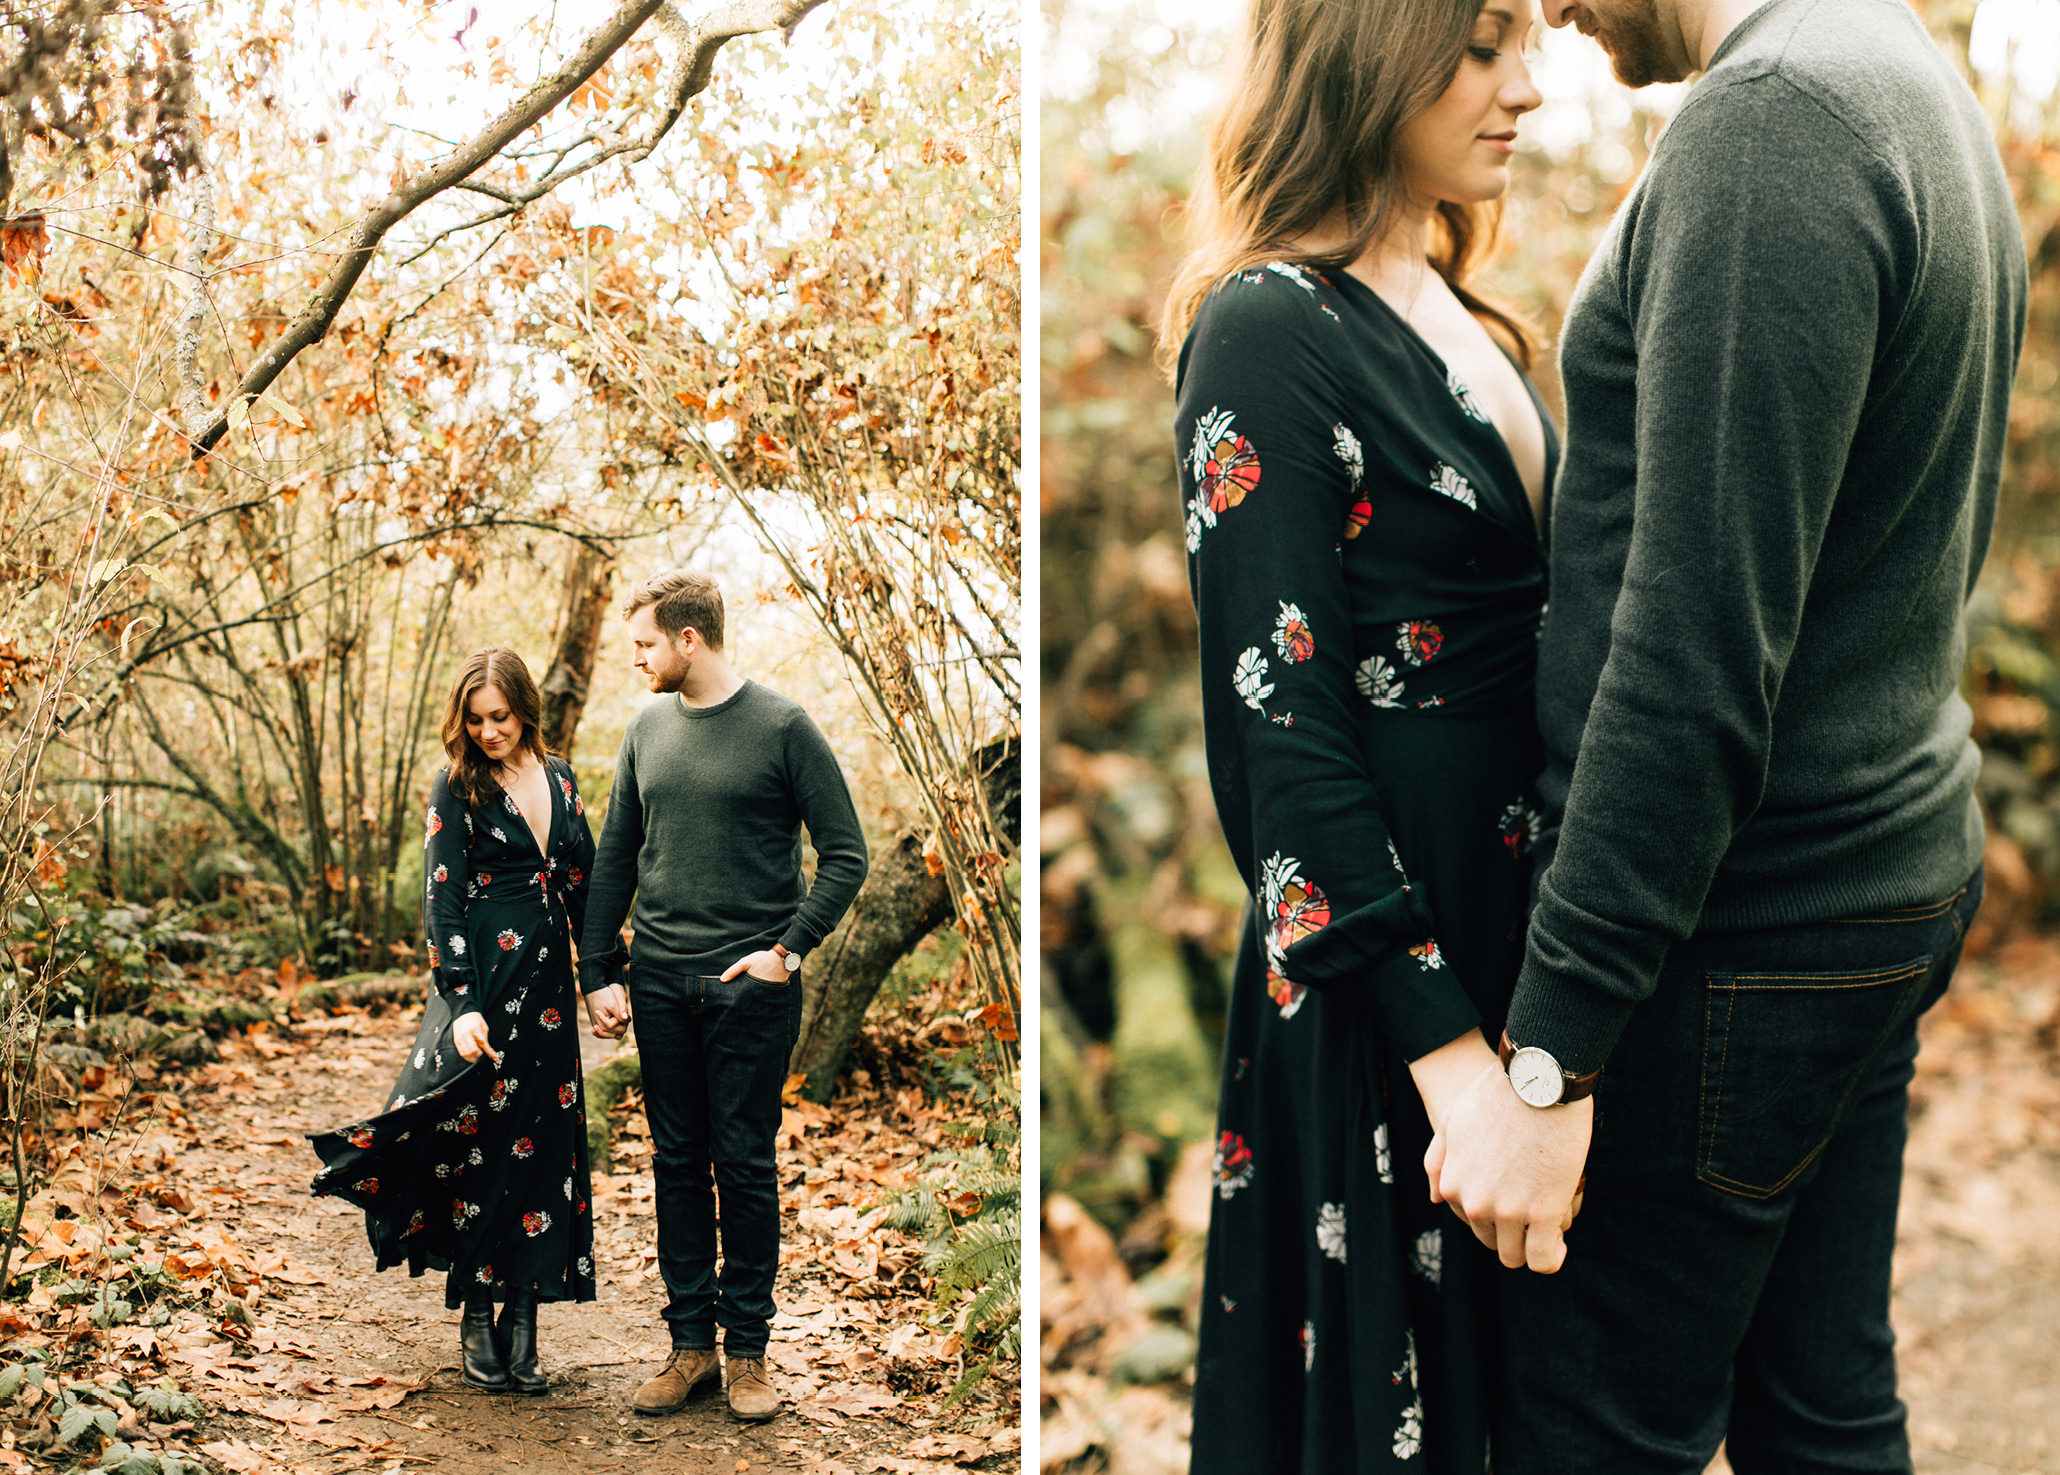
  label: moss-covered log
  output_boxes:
[584,1051,642,1166]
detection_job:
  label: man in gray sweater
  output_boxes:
[578,570,868,1422]
[1426,1,2027,1470]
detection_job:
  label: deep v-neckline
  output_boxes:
[502,760,553,859]
[1335,269,1557,544]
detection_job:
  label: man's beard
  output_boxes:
[1572,2,1683,87]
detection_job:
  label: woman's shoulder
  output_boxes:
[1188,261,1348,345]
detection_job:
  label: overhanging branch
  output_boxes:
[188,0,828,460]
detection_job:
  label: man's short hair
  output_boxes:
[623,570,725,650]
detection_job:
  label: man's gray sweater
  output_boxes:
[1507,0,2028,1076]
[577,680,868,989]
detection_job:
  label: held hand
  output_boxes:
[452,1011,502,1066]
[1425,1062,1592,1274]
[584,983,631,1040]
[720,950,789,984]
[1406,1027,1501,1138]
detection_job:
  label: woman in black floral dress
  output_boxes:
[311,647,597,1394]
[1161,0,1555,1469]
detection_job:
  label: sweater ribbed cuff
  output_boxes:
[1503,956,1637,1081]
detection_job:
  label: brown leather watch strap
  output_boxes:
[1499,1030,1604,1105]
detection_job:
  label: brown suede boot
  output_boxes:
[724,1356,779,1422]
[632,1348,720,1416]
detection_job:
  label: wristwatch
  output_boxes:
[1498,1030,1602,1108]
[772,943,802,974]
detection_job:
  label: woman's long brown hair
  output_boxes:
[439,647,553,808]
[1158,0,1532,378]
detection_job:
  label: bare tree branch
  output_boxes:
[189,0,829,460]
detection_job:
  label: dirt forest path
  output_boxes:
[146,1002,1018,1475]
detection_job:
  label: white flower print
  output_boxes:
[468,1147,484,1167]
[413,1048,427,1070]
[490,826,508,843]
[1184,493,1207,553]
[1375,1121,1394,1185]
[1429,461,1478,511]
[1316,1201,1348,1263]
[564,1177,574,1200]
[1332,423,1363,488]
[576,1255,593,1277]
[1266,261,1318,294]
[1412,1228,1444,1286]
[1319,302,1340,323]
[1393,1331,1425,1459]
[1189,407,1236,481]
[1271,602,1314,664]
[1386,838,1410,886]
[1355,655,1406,709]
[1302,1320,1316,1374]
[434,1163,453,1179]
[1411,938,1446,971]
[1233,647,1275,710]
[1448,368,1489,423]
[447,933,467,956]
[1259,852,1301,912]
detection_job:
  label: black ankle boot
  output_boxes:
[460,1294,510,1390]
[496,1290,547,1395]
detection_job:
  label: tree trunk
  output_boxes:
[540,544,615,759]
[790,734,1019,1101]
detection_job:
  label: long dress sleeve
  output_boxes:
[422,768,481,1021]
[1178,275,1482,1060]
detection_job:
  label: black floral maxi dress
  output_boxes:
[1177,262,1556,1474]
[310,756,599,1310]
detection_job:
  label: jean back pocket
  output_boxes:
[1697,955,1935,1200]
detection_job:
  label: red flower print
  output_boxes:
[354,1178,378,1194]
[1272,602,1314,665]
[347,1126,374,1149]
[427,943,441,969]
[488,1081,511,1110]
[576,1198,588,1216]
[1202,435,1261,513]
[476,1264,493,1283]
[558,1082,576,1108]
[1259,853,1329,1020]
[575,796,584,816]
[522,1211,552,1237]
[432,864,448,883]
[1343,495,1372,540]
[1411,939,1446,970]
[1396,619,1444,666]
[558,774,573,802]
[496,929,522,951]
[540,1008,563,1030]
[458,1105,480,1135]
[513,1138,535,1159]
[1213,1131,1255,1199]
[569,868,585,888]
[425,809,443,839]
[403,1210,425,1238]
[477,873,491,888]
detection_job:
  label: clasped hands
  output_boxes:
[579,950,785,1043]
[1411,1030,1592,1276]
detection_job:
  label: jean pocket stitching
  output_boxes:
[1697,956,1933,1200]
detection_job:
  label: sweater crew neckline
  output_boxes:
[676,679,752,719]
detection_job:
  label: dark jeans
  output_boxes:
[1497,870,1983,1475]
[629,968,802,1358]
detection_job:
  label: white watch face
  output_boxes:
[783,951,802,972]
[1508,1047,1564,1108]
